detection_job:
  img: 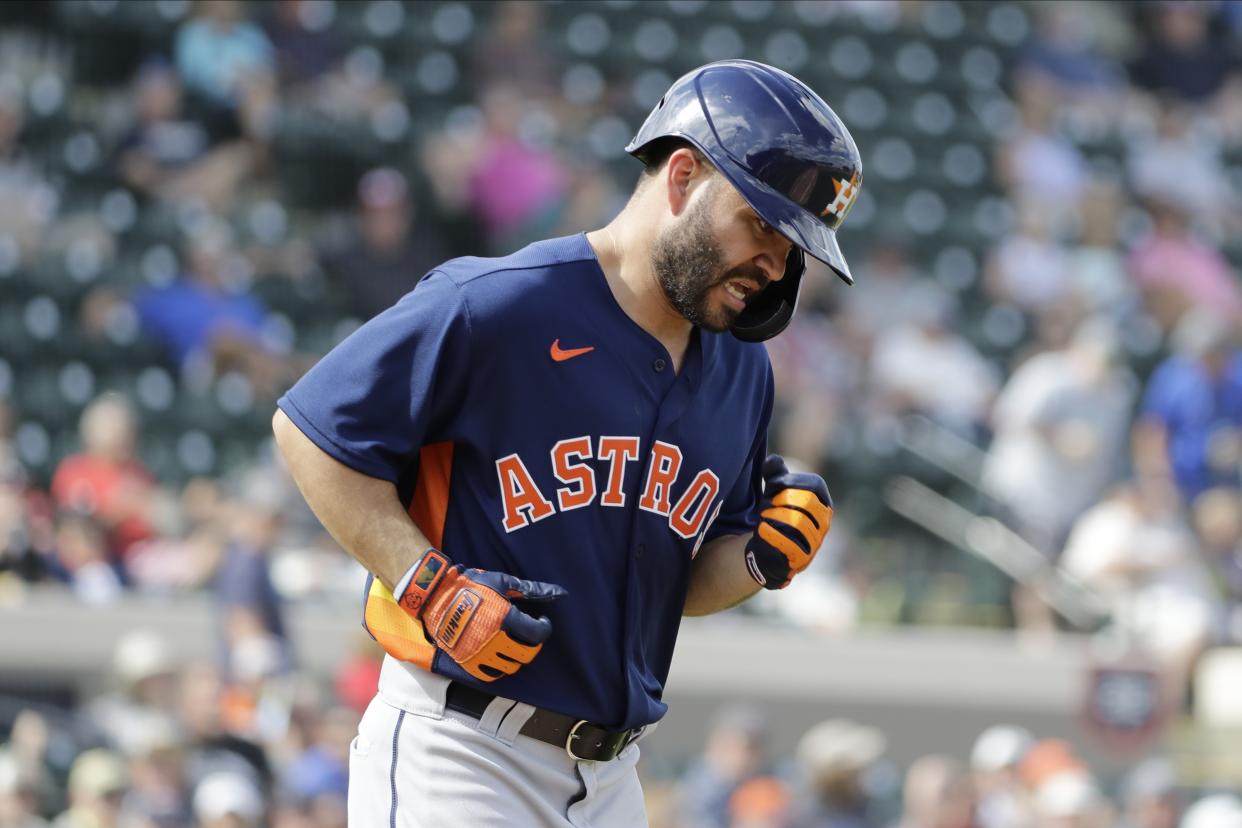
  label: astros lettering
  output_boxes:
[496,436,721,541]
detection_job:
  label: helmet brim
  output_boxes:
[721,163,855,286]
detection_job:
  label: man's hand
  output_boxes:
[744,455,833,589]
[395,549,567,682]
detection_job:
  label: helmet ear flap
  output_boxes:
[730,248,805,343]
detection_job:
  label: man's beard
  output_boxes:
[651,189,761,332]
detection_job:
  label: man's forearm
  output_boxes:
[684,533,762,616]
[272,409,430,590]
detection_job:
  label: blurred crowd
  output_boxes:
[645,704,1242,828]
[0,626,379,828]
[1,0,1242,826]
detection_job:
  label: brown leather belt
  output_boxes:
[444,682,640,762]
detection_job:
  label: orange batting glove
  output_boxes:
[394,549,567,682]
[744,455,834,589]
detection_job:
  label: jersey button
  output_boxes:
[653,358,666,372]
[635,543,646,559]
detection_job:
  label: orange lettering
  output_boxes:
[598,437,640,507]
[640,441,683,516]
[496,454,555,532]
[669,469,720,539]
[551,437,596,511]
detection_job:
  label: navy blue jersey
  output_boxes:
[278,234,773,729]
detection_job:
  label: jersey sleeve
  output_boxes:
[705,362,775,541]
[277,271,470,482]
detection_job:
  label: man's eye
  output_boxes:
[756,219,772,234]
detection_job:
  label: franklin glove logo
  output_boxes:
[437,589,481,650]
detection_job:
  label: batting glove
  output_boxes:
[744,455,834,589]
[394,549,567,682]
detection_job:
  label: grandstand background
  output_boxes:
[0,1,1241,826]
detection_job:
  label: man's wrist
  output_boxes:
[394,548,451,617]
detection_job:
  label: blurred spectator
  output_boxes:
[276,704,353,828]
[1179,794,1242,828]
[467,86,570,252]
[1030,772,1110,828]
[3,711,58,820]
[1014,3,1126,124]
[117,58,254,213]
[469,1,558,101]
[125,476,228,594]
[969,725,1033,828]
[121,220,307,396]
[175,661,271,794]
[1132,310,1242,504]
[52,749,128,828]
[838,242,944,346]
[118,713,192,828]
[0,398,17,477]
[0,436,51,583]
[1060,481,1219,703]
[729,776,792,828]
[996,73,1089,222]
[49,511,123,605]
[891,754,975,828]
[1017,740,1109,828]
[1177,794,1242,828]
[215,470,293,684]
[1190,487,1242,643]
[1118,755,1180,828]
[0,747,49,828]
[331,633,382,717]
[262,0,339,92]
[1128,4,1238,106]
[1063,180,1134,315]
[1127,100,1234,234]
[50,394,161,567]
[83,630,182,754]
[676,704,770,828]
[983,199,1072,312]
[318,168,449,320]
[174,0,276,141]
[0,79,56,265]
[869,295,999,439]
[134,221,263,366]
[982,319,1134,556]
[418,122,485,254]
[552,162,626,242]
[262,0,400,122]
[788,718,886,828]
[1126,201,1242,331]
[766,273,862,472]
[191,771,264,828]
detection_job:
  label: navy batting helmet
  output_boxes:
[627,60,863,342]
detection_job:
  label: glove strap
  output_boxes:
[744,546,769,587]
[394,548,451,617]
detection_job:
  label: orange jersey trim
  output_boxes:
[410,442,454,548]
[363,442,456,671]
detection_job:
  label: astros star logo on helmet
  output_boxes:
[822,174,860,223]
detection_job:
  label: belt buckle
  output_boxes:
[566,721,641,761]
[565,720,591,760]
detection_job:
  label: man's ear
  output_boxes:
[664,148,705,217]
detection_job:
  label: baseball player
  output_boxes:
[273,60,862,827]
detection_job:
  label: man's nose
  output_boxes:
[754,238,793,283]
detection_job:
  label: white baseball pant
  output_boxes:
[347,657,651,827]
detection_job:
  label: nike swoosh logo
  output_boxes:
[550,339,595,362]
